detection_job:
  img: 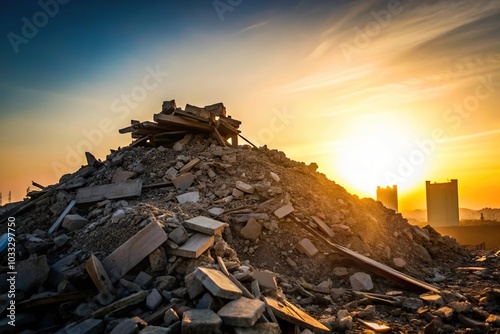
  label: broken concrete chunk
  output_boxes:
[195,267,242,299]
[139,326,171,333]
[162,99,177,114]
[234,323,281,334]
[349,272,373,291]
[120,279,142,293]
[110,318,138,334]
[269,172,280,182]
[204,102,226,116]
[232,188,244,198]
[182,309,222,334]
[169,225,190,245]
[185,270,205,299]
[217,297,265,327]
[65,318,104,334]
[149,247,167,272]
[166,233,214,258]
[449,301,472,313]
[311,216,335,238]
[251,270,278,291]
[146,289,163,310]
[186,103,211,119]
[17,255,50,295]
[163,308,180,326]
[333,267,349,277]
[235,181,255,194]
[134,271,153,288]
[208,207,224,217]
[164,167,178,180]
[112,170,135,183]
[240,218,262,241]
[330,224,352,235]
[184,216,228,235]
[337,310,353,331]
[196,292,217,310]
[296,238,319,258]
[62,214,89,231]
[402,297,424,311]
[53,234,70,248]
[172,173,195,190]
[393,257,406,268]
[153,275,177,291]
[176,191,200,204]
[274,204,294,218]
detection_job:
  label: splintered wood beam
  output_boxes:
[48,199,77,235]
[153,114,212,132]
[86,254,114,296]
[102,221,168,282]
[211,125,228,147]
[31,181,46,190]
[265,296,330,334]
[292,216,440,293]
[76,180,143,204]
[173,109,211,123]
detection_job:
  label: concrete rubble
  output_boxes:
[0,98,498,333]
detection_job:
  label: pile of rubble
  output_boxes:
[1,99,499,333]
[118,100,243,148]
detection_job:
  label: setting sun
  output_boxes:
[335,112,426,198]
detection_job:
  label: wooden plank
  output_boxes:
[92,290,148,318]
[311,216,335,238]
[85,254,114,296]
[48,199,77,235]
[31,181,46,190]
[102,221,168,282]
[358,319,391,333]
[292,216,440,293]
[17,290,93,310]
[184,216,228,235]
[238,133,258,148]
[153,114,212,132]
[142,181,173,190]
[119,125,134,134]
[173,109,210,123]
[144,303,175,324]
[76,180,142,204]
[166,233,214,258]
[211,124,228,147]
[265,297,330,334]
[217,256,254,299]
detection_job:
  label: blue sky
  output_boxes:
[1,0,500,210]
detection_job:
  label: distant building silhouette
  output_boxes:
[426,179,459,227]
[377,185,398,212]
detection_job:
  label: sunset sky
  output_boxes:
[1,0,499,210]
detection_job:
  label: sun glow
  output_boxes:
[335,113,425,198]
